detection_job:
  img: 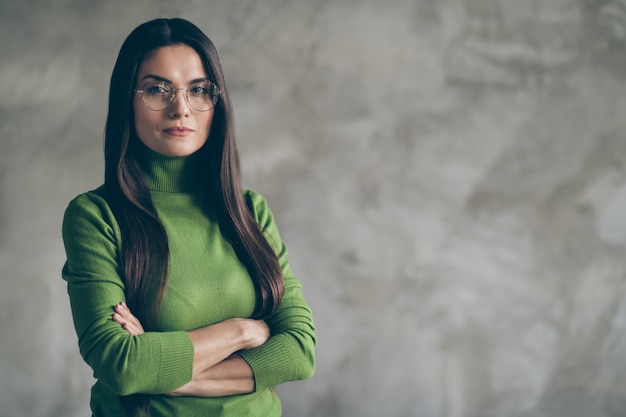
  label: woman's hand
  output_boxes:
[227,318,270,350]
[112,302,145,336]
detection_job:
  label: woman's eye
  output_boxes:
[189,85,209,96]
[146,83,170,95]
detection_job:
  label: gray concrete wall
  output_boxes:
[2,0,626,416]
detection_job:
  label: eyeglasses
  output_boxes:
[133,80,220,112]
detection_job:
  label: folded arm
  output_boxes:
[114,303,259,397]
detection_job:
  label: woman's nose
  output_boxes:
[168,88,190,118]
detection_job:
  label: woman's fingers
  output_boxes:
[112,302,145,336]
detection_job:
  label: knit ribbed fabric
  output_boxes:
[62,146,316,416]
[137,144,200,192]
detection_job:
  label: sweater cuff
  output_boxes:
[156,331,195,391]
[238,334,293,392]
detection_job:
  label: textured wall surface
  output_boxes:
[2,0,626,416]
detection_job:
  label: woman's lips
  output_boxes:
[163,126,194,137]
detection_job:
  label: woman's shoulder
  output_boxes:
[243,188,263,204]
[63,186,117,227]
[242,188,271,216]
[243,189,281,235]
[61,186,122,261]
[66,186,109,211]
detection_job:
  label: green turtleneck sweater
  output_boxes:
[61,147,316,416]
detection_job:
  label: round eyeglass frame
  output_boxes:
[133,80,221,112]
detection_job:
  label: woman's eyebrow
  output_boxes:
[139,74,210,85]
[139,74,171,83]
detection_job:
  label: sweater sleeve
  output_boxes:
[238,190,317,391]
[61,191,194,396]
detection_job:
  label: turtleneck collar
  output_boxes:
[136,143,201,193]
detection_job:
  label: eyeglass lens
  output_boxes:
[140,81,219,111]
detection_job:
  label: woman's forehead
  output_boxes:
[136,45,207,83]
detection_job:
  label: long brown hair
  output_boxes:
[104,18,284,414]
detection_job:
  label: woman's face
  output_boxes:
[133,44,215,157]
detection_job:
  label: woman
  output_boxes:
[61,18,316,417]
